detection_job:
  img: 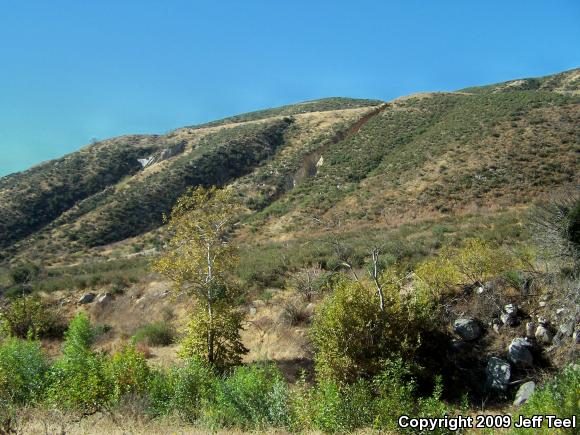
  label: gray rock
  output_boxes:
[504,303,518,316]
[513,381,535,407]
[508,338,534,367]
[249,306,257,316]
[556,308,566,316]
[537,316,549,325]
[535,325,553,345]
[526,322,536,338]
[453,318,482,341]
[450,339,468,351]
[78,293,95,304]
[493,323,501,334]
[486,357,511,391]
[96,293,113,304]
[501,312,518,326]
[573,330,580,344]
[538,301,547,308]
[559,322,574,337]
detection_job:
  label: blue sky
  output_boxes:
[0,0,578,176]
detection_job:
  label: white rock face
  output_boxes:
[96,293,113,304]
[138,156,154,168]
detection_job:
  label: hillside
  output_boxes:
[0,69,579,434]
[1,70,577,271]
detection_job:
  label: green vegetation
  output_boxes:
[0,317,452,433]
[154,187,247,370]
[0,296,63,339]
[310,277,434,383]
[513,364,580,434]
[186,97,383,129]
[132,321,174,346]
[0,69,578,433]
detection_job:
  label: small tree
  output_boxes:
[310,275,432,384]
[154,186,247,370]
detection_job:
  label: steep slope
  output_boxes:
[251,86,578,241]
[0,98,382,261]
[0,70,578,270]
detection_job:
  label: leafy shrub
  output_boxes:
[0,338,48,405]
[9,263,40,285]
[45,313,112,413]
[179,305,247,372]
[290,377,374,433]
[204,363,290,430]
[372,359,416,430]
[513,364,580,434]
[132,321,174,346]
[171,357,215,421]
[415,238,519,296]
[108,344,150,403]
[310,276,433,383]
[145,368,177,417]
[0,296,63,339]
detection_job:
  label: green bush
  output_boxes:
[204,363,290,430]
[45,313,112,413]
[145,368,177,417]
[132,321,174,346]
[107,344,150,403]
[513,364,580,434]
[0,338,48,405]
[0,296,63,339]
[290,377,374,433]
[171,357,215,421]
[310,276,433,383]
[179,305,247,372]
[9,263,40,285]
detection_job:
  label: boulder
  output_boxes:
[508,338,534,367]
[559,322,574,337]
[78,293,95,304]
[504,303,518,316]
[573,330,580,344]
[96,293,113,304]
[486,357,511,391]
[526,322,535,338]
[537,316,549,326]
[513,381,535,407]
[501,312,518,326]
[453,318,482,341]
[535,325,553,344]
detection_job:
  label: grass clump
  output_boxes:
[132,321,174,346]
[513,364,580,434]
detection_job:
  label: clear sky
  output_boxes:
[0,0,578,176]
